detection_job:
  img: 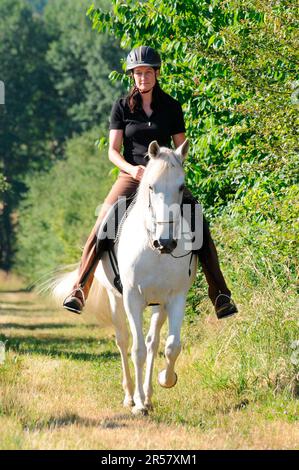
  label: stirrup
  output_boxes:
[63,287,86,314]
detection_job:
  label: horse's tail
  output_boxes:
[45,266,113,329]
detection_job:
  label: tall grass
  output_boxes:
[184,209,298,422]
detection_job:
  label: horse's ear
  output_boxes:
[148,141,160,159]
[175,139,189,161]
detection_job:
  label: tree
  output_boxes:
[0,0,58,269]
[26,0,48,13]
[0,0,125,270]
[44,0,124,135]
[15,128,113,283]
[88,0,298,216]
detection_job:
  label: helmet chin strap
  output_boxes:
[139,88,153,94]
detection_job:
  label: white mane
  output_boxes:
[137,147,184,206]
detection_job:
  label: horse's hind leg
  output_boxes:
[158,295,186,388]
[143,305,167,411]
[107,291,134,408]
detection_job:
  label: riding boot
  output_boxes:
[183,189,237,319]
[63,228,104,314]
[198,221,238,318]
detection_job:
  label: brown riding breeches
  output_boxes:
[73,171,231,304]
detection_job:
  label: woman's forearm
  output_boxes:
[108,148,134,175]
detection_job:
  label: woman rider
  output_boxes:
[63,46,237,320]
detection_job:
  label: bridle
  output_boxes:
[147,189,193,260]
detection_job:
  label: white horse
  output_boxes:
[53,139,198,415]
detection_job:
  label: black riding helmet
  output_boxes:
[126,46,161,73]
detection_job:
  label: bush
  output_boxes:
[15,128,113,284]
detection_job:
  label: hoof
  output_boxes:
[158,370,178,388]
[132,405,149,416]
[123,397,135,408]
[144,402,154,412]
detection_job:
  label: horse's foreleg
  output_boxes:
[108,292,134,408]
[158,295,186,388]
[123,291,147,416]
[143,306,167,410]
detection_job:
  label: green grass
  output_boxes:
[0,269,298,449]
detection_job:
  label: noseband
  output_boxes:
[147,190,177,246]
[146,189,193,261]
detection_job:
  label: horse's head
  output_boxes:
[139,139,189,254]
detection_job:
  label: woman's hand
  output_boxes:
[130,165,146,181]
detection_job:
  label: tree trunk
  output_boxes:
[0,193,14,270]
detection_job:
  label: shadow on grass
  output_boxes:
[0,334,119,363]
[0,323,102,331]
[22,412,136,431]
[0,323,79,330]
[0,289,31,294]
[0,306,55,313]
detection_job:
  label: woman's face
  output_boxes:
[133,66,158,93]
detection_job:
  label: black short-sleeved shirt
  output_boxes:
[109,92,186,166]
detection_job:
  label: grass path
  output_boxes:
[0,272,298,450]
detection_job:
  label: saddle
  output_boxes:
[95,194,136,294]
[95,193,202,295]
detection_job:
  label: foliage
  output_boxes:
[0,0,58,269]
[0,176,9,194]
[15,128,113,284]
[26,0,48,13]
[0,0,124,269]
[88,0,298,216]
[44,0,124,136]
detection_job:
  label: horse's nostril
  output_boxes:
[156,239,177,253]
[158,239,168,249]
